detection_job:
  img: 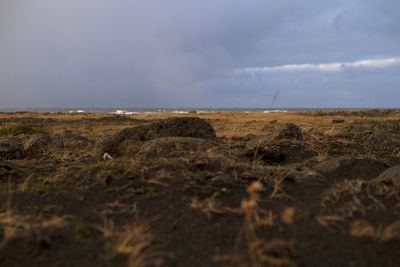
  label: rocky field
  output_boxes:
[0,110,399,267]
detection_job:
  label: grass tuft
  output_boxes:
[0,125,49,137]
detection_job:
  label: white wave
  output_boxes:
[172,111,189,114]
[69,110,85,113]
[263,110,288,113]
[112,110,140,115]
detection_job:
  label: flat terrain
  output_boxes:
[0,110,399,267]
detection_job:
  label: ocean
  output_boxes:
[0,108,356,114]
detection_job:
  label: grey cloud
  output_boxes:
[0,0,399,108]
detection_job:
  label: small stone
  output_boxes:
[332,119,345,123]
[243,134,256,141]
[0,138,25,160]
[210,174,235,187]
[286,168,324,183]
[374,165,400,188]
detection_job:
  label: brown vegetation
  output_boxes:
[0,109,399,266]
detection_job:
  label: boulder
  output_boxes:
[62,130,90,143]
[135,137,218,160]
[315,156,357,174]
[240,143,286,163]
[24,133,53,153]
[96,117,217,159]
[242,127,308,164]
[61,131,91,149]
[272,123,303,140]
[314,156,388,181]
[0,138,25,160]
[373,165,400,188]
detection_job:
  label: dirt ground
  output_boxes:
[0,109,399,267]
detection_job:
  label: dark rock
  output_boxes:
[60,131,91,149]
[243,134,256,141]
[96,117,217,159]
[188,110,198,114]
[315,156,357,174]
[373,120,400,134]
[286,166,324,183]
[62,130,90,142]
[347,126,370,133]
[52,135,64,148]
[241,138,286,163]
[0,138,25,159]
[210,174,236,187]
[261,125,274,132]
[246,123,303,148]
[365,132,400,155]
[314,156,388,181]
[24,134,53,153]
[243,131,310,164]
[252,145,285,163]
[335,125,371,139]
[272,123,303,140]
[373,165,400,188]
[135,137,218,159]
[332,119,345,123]
[245,135,272,148]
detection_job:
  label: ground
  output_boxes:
[0,110,399,267]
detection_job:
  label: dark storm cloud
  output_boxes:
[0,0,399,108]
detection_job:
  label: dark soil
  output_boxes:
[0,111,399,267]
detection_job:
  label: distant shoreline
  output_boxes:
[0,107,398,114]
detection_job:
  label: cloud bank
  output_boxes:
[0,0,400,108]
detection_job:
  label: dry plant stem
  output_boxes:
[350,220,400,242]
[110,216,168,267]
[236,181,266,267]
[190,193,242,219]
[270,170,289,199]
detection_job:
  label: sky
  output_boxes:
[0,0,399,109]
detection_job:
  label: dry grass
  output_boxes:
[316,215,346,231]
[115,221,165,267]
[0,210,72,242]
[316,149,329,162]
[350,220,400,241]
[2,109,399,142]
[321,179,365,208]
[190,192,242,219]
[0,125,49,137]
[216,181,298,267]
[100,217,168,267]
[269,169,290,199]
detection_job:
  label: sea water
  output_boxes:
[0,107,332,114]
